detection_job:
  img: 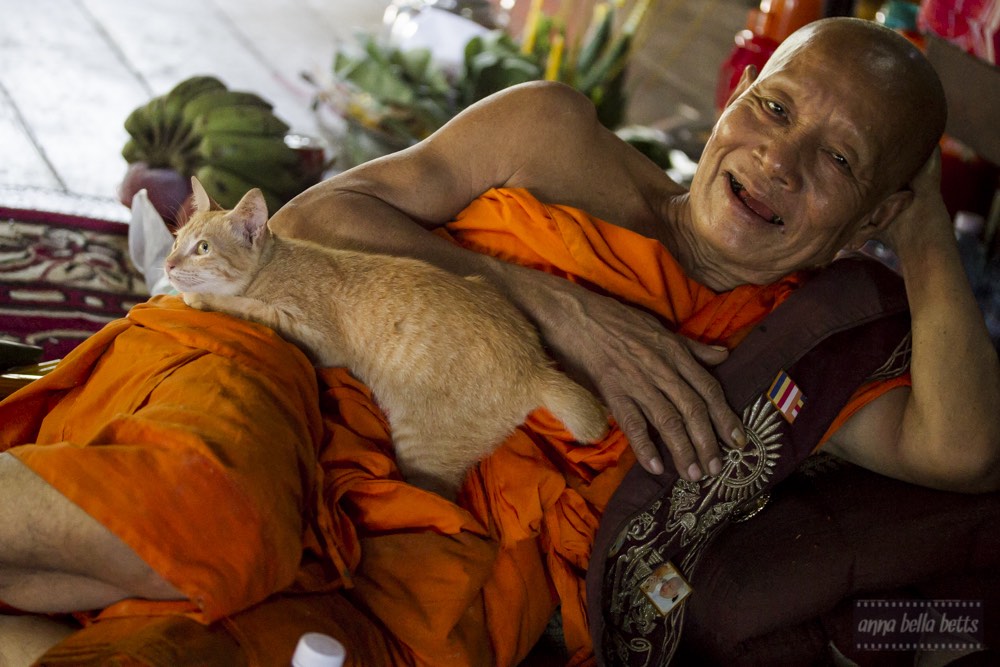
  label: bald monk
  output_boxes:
[2,16,998,666]
[275,17,999,490]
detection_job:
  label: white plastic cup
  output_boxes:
[291,632,347,667]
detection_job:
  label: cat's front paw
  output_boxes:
[183,292,210,311]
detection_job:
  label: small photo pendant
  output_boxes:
[639,561,692,616]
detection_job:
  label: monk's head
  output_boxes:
[683,17,946,289]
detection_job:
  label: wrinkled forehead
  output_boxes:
[748,17,944,191]
[760,33,914,172]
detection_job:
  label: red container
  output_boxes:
[759,0,824,43]
[715,28,779,110]
[715,1,824,111]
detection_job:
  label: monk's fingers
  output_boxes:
[641,337,742,454]
[681,338,729,367]
[559,300,738,472]
[640,381,721,481]
[607,395,664,475]
[679,340,746,449]
[606,381,712,482]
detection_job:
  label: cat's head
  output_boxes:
[164,178,270,295]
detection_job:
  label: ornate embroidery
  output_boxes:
[604,395,787,665]
[796,452,844,478]
[865,332,911,382]
[730,491,770,523]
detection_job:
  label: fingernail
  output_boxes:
[708,457,722,476]
[731,427,747,449]
[687,463,703,481]
[648,457,664,476]
[710,345,728,351]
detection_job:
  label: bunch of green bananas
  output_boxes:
[122,76,314,212]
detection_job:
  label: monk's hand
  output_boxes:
[505,267,746,480]
[881,148,951,257]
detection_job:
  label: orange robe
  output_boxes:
[0,298,351,622]
[2,188,908,665]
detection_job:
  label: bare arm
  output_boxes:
[827,151,1000,492]
[271,82,746,479]
[274,82,671,257]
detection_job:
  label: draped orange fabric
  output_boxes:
[7,187,908,666]
[442,188,807,347]
[306,189,906,665]
[0,297,350,624]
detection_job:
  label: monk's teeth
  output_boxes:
[728,173,744,194]
[729,173,784,225]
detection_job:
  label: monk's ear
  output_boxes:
[844,189,914,250]
[724,64,759,108]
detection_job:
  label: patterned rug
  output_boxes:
[0,189,148,361]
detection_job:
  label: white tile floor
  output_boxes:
[0,0,745,214]
[0,0,385,206]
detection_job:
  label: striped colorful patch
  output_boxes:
[767,370,805,424]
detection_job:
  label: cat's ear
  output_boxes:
[191,177,212,213]
[190,178,224,213]
[230,188,269,245]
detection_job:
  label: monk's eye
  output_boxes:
[830,152,852,172]
[196,240,210,255]
[765,99,786,116]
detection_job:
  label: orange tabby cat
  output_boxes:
[165,179,608,498]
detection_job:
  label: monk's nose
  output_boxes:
[753,138,801,190]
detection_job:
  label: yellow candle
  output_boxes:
[545,33,565,80]
[521,0,545,54]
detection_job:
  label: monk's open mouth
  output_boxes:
[728,174,783,226]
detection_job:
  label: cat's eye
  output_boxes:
[196,240,210,255]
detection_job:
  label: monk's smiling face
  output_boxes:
[680,19,941,290]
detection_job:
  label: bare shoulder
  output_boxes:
[278,82,679,241]
[454,82,679,231]
[279,82,597,229]
[475,80,599,138]
[424,81,611,188]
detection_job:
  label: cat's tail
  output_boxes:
[537,369,609,443]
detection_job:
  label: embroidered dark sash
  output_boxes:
[586,257,912,665]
